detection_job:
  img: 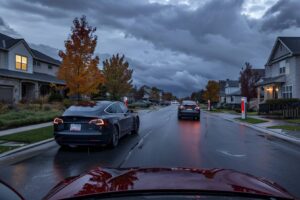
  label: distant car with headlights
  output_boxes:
[53,101,139,148]
[178,100,200,120]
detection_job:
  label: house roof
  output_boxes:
[278,37,300,54]
[266,37,300,66]
[226,79,239,87]
[0,69,65,85]
[227,90,241,96]
[31,49,61,66]
[0,32,61,66]
[256,75,285,86]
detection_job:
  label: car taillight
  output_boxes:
[89,119,105,126]
[179,105,185,110]
[53,118,63,125]
[195,106,200,110]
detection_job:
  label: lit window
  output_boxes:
[16,55,28,71]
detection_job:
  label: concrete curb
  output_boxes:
[204,111,300,146]
[0,138,54,158]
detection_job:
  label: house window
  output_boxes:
[48,64,52,69]
[279,67,285,74]
[16,55,27,71]
[279,60,289,75]
[282,85,292,99]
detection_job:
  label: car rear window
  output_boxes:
[182,101,196,105]
[63,104,107,116]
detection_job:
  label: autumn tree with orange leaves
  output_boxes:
[58,16,104,101]
[103,54,133,100]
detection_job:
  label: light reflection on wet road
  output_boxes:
[0,105,299,199]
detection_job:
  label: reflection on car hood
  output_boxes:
[44,167,294,200]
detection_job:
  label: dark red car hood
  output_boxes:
[44,167,294,200]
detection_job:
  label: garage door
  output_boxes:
[0,85,14,103]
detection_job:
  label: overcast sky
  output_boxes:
[0,0,299,97]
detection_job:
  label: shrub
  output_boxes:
[0,103,9,114]
[63,99,72,108]
[43,105,51,111]
[48,93,63,102]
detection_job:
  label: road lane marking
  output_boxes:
[217,150,246,157]
[118,130,152,167]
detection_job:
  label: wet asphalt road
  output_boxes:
[0,105,300,199]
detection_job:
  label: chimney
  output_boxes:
[2,40,6,48]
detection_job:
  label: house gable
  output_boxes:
[8,40,34,73]
[266,39,292,66]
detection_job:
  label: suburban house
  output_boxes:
[219,79,241,106]
[257,37,300,104]
[225,79,241,105]
[0,33,64,103]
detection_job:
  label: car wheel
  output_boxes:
[109,125,119,148]
[131,117,139,135]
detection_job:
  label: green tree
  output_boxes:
[162,92,173,101]
[134,86,144,100]
[203,80,220,103]
[103,54,133,100]
[150,87,160,101]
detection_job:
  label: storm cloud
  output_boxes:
[0,0,298,97]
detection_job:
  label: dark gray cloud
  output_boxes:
[0,17,20,37]
[30,43,60,59]
[0,0,297,97]
[260,0,300,31]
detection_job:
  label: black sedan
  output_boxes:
[178,100,200,120]
[53,101,139,148]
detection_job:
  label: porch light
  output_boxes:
[266,87,273,92]
[275,88,279,92]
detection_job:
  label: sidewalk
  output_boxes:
[0,122,52,137]
[208,111,300,145]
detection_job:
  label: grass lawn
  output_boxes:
[0,110,61,130]
[247,112,258,116]
[0,126,53,143]
[268,125,300,131]
[236,117,268,124]
[0,146,18,153]
[210,109,237,114]
[285,119,300,124]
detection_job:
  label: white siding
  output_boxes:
[295,56,300,98]
[8,42,33,73]
[225,95,241,104]
[265,62,280,78]
[33,61,58,76]
[225,86,239,95]
[273,42,290,60]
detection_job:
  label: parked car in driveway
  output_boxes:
[178,100,200,120]
[53,101,139,148]
[42,167,295,200]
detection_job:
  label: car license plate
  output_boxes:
[70,124,81,131]
[186,108,192,111]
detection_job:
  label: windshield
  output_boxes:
[0,1,299,200]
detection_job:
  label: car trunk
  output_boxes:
[59,116,100,132]
[182,104,197,110]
